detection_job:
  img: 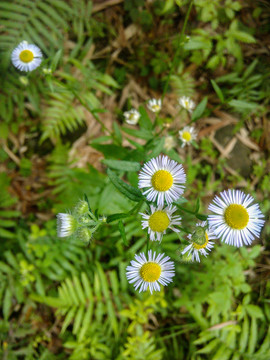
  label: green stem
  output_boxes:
[161,0,194,102]
[175,204,208,220]
[146,233,150,253]
[178,226,190,234]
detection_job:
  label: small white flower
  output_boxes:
[182,221,215,262]
[126,250,175,294]
[179,96,195,113]
[141,204,181,242]
[179,126,197,147]
[138,155,186,207]
[57,213,77,237]
[11,41,42,72]
[164,136,176,151]
[208,190,265,247]
[147,98,162,113]
[123,109,140,125]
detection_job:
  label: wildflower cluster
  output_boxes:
[18,35,260,295]
[55,156,264,295]
[124,97,198,150]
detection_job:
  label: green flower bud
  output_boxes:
[191,225,207,246]
[76,227,92,243]
[19,76,29,86]
[77,215,95,225]
[176,245,193,263]
[74,200,89,216]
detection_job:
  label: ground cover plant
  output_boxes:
[0,0,270,359]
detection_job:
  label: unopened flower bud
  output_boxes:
[191,225,206,246]
[19,76,29,86]
[176,245,193,263]
[76,227,92,243]
[74,200,89,216]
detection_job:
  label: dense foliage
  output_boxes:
[0,0,269,359]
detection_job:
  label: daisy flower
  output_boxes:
[179,126,197,147]
[138,155,186,207]
[178,96,195,113]
[140,205,181,241]
[57,213,77,237]
[147,98,162,113]
[208,190,265,247]
[11,41,42,72]
[123,109,140,125]
[126,250,175,294]
[181,221,215,262]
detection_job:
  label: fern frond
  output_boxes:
[194,315,270,360]
[40,86,85,142]
[170,73,195,97]
[0,0,71,62]
[0,173,20,239]
[31,269,121,339]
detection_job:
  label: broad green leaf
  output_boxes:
[231,30,256,43]
[122,126,153,140]
[211,79,224,103]
[191,97,208,122]
[113,121,122,144]
[138,105,152,130]
[107,168,143,202]
[245,304,264,319]
[102,159,141,172]
[107,212,130,223]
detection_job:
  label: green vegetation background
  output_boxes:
[0,0,269,359]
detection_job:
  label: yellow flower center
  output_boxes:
[182,131,192,142]
[151,170,173,191]
[148,210,170,232]
[152,105,160,112]
[185,100,190,109]
[140,262,161,282]
[193,232,209,250]
[19,50,34,63]
[224,204,249,230]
